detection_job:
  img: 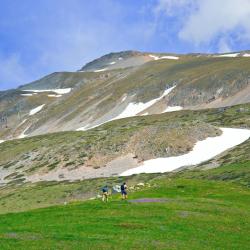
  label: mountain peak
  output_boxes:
[79,50,149,72]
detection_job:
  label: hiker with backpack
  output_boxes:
[121,182,128,200]
[102,185,109,202]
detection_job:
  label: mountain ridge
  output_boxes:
[0,50,250,142]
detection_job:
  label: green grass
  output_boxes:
[0,174,158,214]
[177,161,250,187]
[0,177,249,249]
[0,159,249,249]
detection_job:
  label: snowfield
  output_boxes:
[162,106,183,113]
[76,124,90,131]
[29,104,45,116]
[48,94,62,98]
[149,54,179,60]
[22,88,71,94]
[160,56,179,60]
[77,86,176,131]
[121,128,250,176]
[121,95,127,102]
[18,119,27,127]
[149,54,159,60]
[18,126,31,139]
[215,53,239,58]
[21,94,33,97]
[114,86,176,120]
[243,53,250,57]
[94,68,107,72]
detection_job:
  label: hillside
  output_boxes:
[0,103,249,186]
[0,50,250,141]
[0,50,250,249]
[0,50,250,193]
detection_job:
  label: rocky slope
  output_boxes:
[0,103,249,185]
[0,50,250,141]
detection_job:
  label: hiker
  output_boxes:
[102,185,109,202]
[121,182,128,200]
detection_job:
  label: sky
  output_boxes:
[1,0,250,90]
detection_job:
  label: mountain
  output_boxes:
[0,101,249,185]
[0,50,250,249]
[1,50,250,142]
[0,50,250,186]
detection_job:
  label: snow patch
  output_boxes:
[215,53,239,58]
[21,94,33,97]
[160,56,179,60]
[113,86,176,120]
[121,128,250,176]
[243,53,250,57]
[118,57,123,60]
[29,104,45,116]
[0,140,5,144]
[162,106,183,113]
[22,88,71,95]
[94,68,108,72]
[76,86,176,131]
[149,54,159,60]
[18,119,27,127]
[149,54,179,60]
[48,94,62,98]
[121,95,127,102]
[76,124,90,131]
[109,61,116,65]
[18,125,31,139]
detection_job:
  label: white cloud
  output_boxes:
[179,0,250,44]
[155,0,250,52]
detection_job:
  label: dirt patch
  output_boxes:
[26,153,140,182]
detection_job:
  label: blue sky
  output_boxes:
[1,0,250,90]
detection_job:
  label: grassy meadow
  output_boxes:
[0,160,250,249]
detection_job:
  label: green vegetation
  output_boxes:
[0,174,157,214]
[1,52,250,249]
[0,171,249,249]
[0,123,249,249]
[179,161,250,187]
